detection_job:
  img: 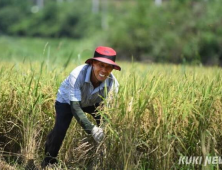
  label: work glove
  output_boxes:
[91,126,104,143]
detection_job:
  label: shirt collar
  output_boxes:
[96,74,113,93]
[85,65,92,83]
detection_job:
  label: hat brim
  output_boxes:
[85,57,121,71]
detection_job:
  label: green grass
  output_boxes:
[0,35,106,63]
[0,37,222,169]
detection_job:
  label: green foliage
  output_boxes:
[0,0,31,34]
[1,0,222,65]
[107,1,222,65]
[9,1,101,38]
[0,6,25,34]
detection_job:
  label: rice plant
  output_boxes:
[0,60,221,169]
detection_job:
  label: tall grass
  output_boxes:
[0,60,222,169]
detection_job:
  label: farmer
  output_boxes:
[41,46,121,168]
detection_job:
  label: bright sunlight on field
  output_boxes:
[0,56,222,169]
[1,0,222,169]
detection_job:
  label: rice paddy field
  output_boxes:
[0,37,222,170]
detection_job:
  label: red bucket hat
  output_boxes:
[85,46,121,71]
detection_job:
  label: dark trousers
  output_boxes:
[44,101,100,160]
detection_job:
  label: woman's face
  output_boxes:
[91,60,113,83]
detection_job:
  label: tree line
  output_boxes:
[0,0,222,66]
